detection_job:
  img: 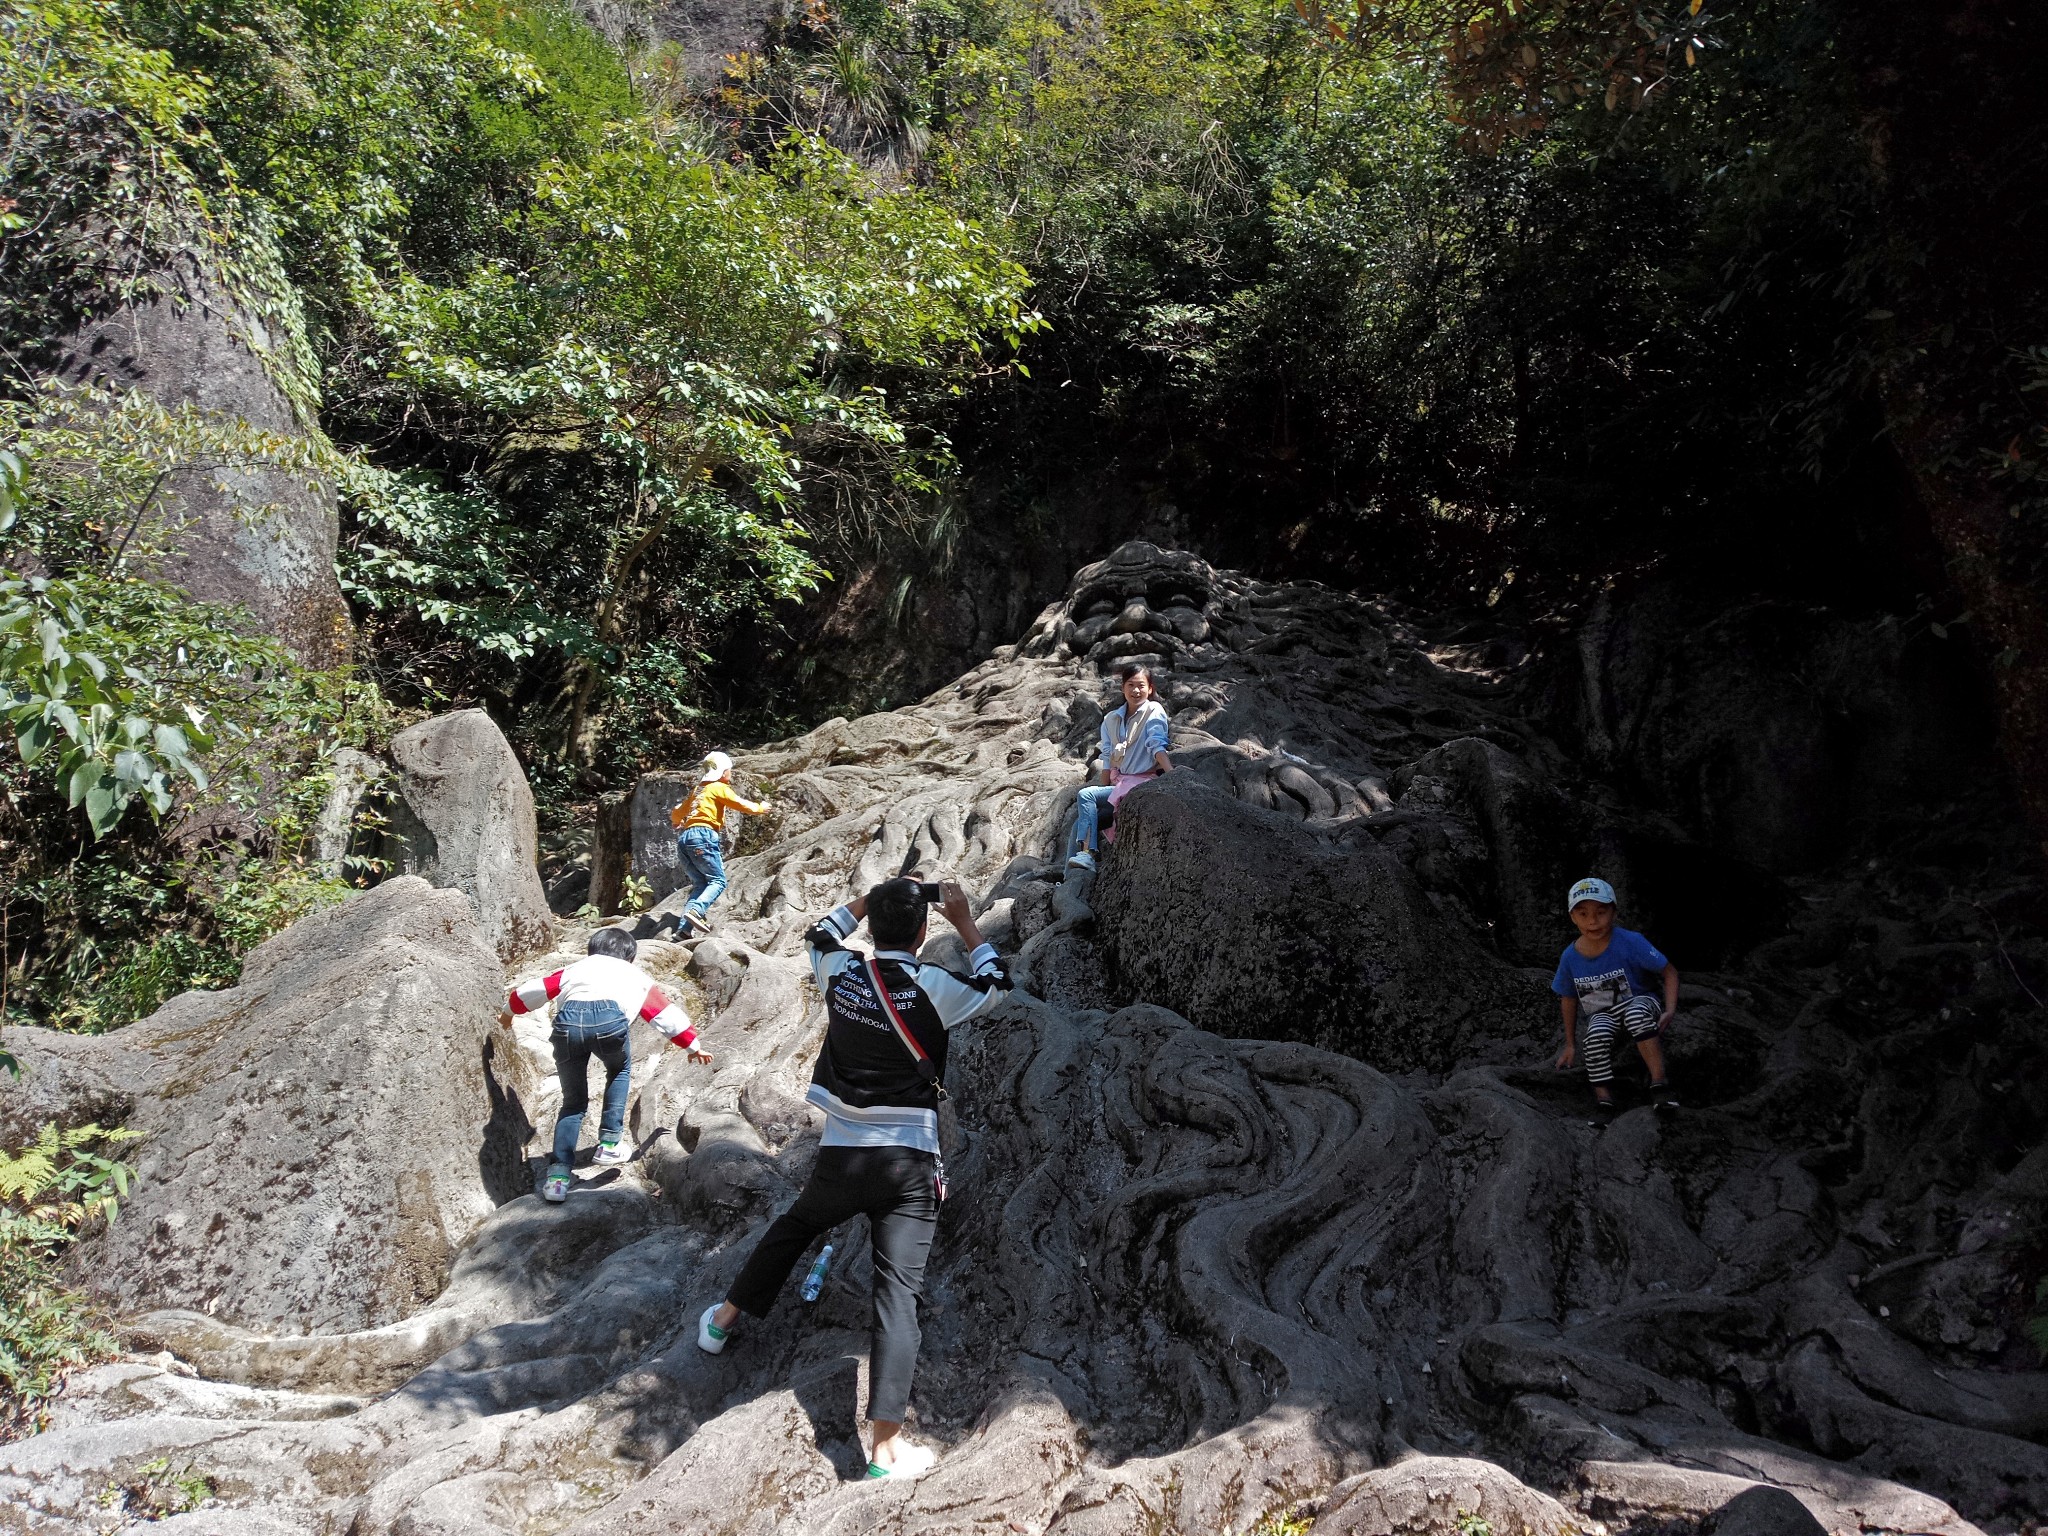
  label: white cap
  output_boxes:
[699,751,733,782]
[1567,877,1617,912]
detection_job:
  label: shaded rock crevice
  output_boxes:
[1,542,2040,1536]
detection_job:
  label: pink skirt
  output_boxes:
[1100,769,1159,844]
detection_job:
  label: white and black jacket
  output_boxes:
[803,905,1010,1152]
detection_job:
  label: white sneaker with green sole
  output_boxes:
[865,1443,936,1480]
[697,1304,731,1354]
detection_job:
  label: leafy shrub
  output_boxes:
[0,570,387,1030]
[0,521,384,1031]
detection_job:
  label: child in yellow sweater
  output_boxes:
[671,751,773,934]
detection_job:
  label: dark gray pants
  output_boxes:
[727,1145,939,1423]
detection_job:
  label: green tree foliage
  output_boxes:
[0,374,377,1030]
[0,570,382,1027]
[355,131,1034,750]
[90,0,1038,766]
[121,0,561,307]
[888,0,1968,604]
[1,575,215,838]
[1,0,1038,1027]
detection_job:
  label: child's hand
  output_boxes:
[1555,1044,1575,1070]
[1658,1007,1676,1032]
[496,1008,514,1031]
[687,1045,714,1066]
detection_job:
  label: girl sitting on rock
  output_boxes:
[670,750,773,935]
[1066,662,1172,872]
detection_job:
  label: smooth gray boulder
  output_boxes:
[3,879,533,1335]
[1092,774,1533,1070]
[386,710,554,962]
[630,770,696,905]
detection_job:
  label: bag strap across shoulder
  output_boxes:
[864,955,948,1103]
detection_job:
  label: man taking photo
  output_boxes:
[696,875,1011,1481]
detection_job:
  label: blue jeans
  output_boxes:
[550,1000,631,1174]
[1068,784,1115,857]
[677,824,727,921]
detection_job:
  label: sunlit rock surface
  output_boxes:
[3,544,2042,1536]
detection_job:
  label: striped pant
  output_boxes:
[1581,995,1664,1084]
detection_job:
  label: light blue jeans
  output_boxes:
[1068,784,1115,858]
[677,824,727,921]
[549,1000,631,1174]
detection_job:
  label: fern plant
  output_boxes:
[0,1122,138,1233]
[0,1122,140,1437]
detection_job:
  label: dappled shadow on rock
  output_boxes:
[4,544,2044,1536]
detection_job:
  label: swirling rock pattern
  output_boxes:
[3,543,2043,1536]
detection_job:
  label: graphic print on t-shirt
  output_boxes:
[1572,966,1632,1017]
[828,968,920,1034]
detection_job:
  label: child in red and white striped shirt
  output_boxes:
[501,927,712,1202]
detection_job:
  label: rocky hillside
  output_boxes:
[1,544,2042,1535]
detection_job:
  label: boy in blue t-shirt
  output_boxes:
[1551,877,1680,1126]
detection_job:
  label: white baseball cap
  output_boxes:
[1567,877,1617,911]
[699,751,733,782]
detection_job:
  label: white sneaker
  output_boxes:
[865,1441,937,1480]
[1066,850,1096,871]
[541,1169,571,1203]
[593,1140,633,1165]
[697,1304,732,1355]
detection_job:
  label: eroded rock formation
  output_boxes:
[2,543,2042,1536]
[51,259,352,671]
[1,879,534,1338]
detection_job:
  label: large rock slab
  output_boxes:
[51,259,351,670]
[1,544,2033,1536]
[651,0,778,87]
[387,710,553,962]
[1092,774,1532,1070]
[630,769,696,905]
[1556,582,1996,873]
[3,878,531,1335]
